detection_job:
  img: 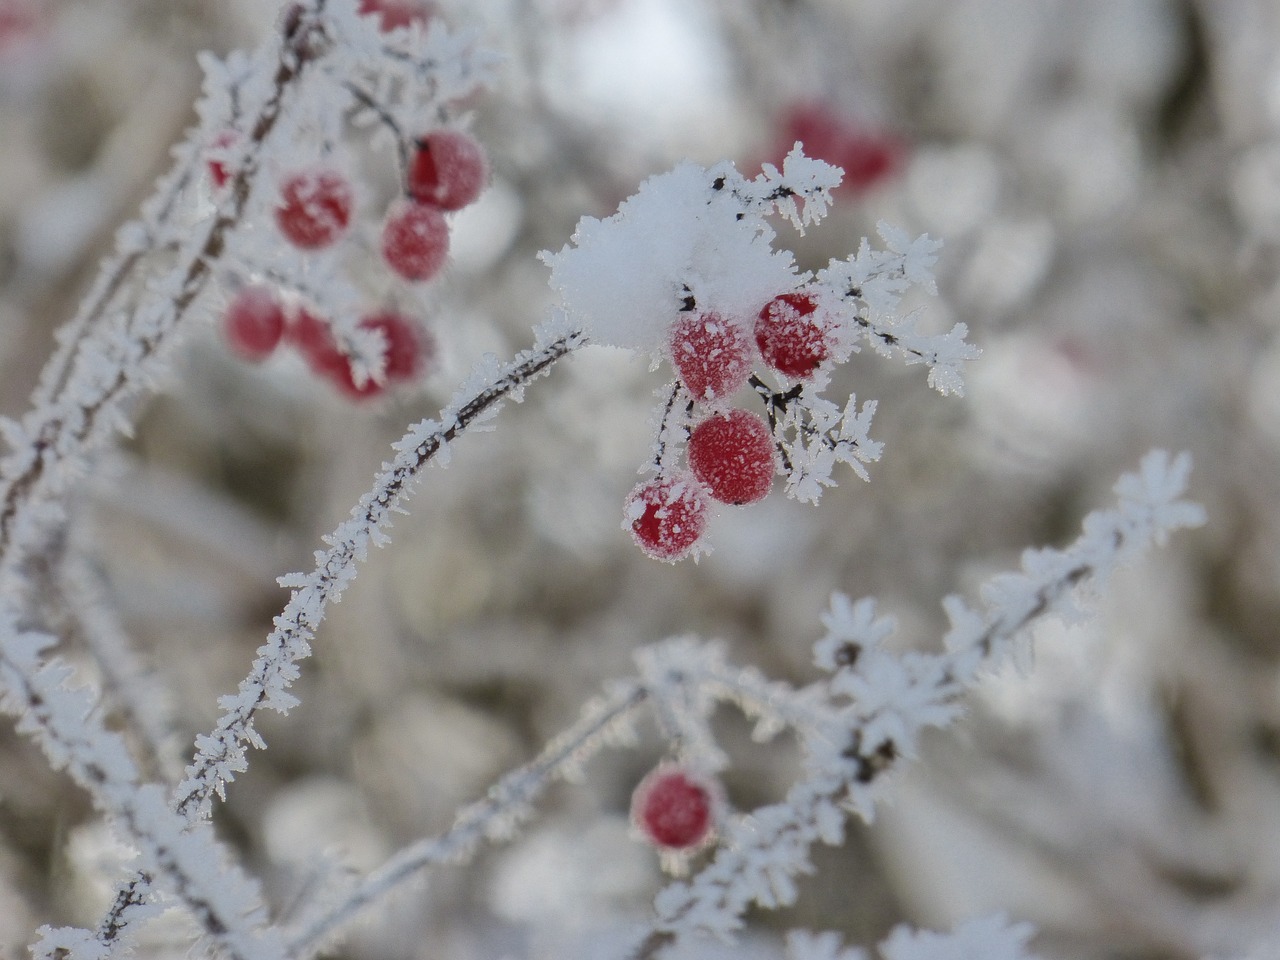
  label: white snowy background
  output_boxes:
[0,1,1274,959]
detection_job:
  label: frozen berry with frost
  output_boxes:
[358,0,434,32]
[669,311,753,402]
[631,765,717,851]
[223,286,287,362]
[359,310,433,383]
[688,409,776,505]
[407,130,488,211]
[755,292,834,379]
[382,199,450,282]
[624,473,709,562]
[275,169,354,250]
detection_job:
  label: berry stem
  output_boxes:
[749,374,802,473]
[342,79,411,175]
[652,381,693,472]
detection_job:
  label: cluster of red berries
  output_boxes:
[252,129,485,286]
[631,764,718,852]
[222,285,432,400]
[206,113,484,399]
[626,290,838,561]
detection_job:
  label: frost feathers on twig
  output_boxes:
[630,451,1203,955]
[817,223,979,397]
[0,627,283,960]
[179,328,582,820]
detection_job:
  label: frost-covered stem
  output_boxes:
[286,682,647,955]
[175,330,580,820]
[749,375,802,472]
[59,553,183,782]
[0,3,327,577]
[93,331,583,946]
[0,630,280,960]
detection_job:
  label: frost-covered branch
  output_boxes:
[89,327,582,950]
[0,4,327,579]
[624,451,1203,957]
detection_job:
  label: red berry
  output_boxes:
[382,199,450,282]
[776,101,905,195]
[632,765,716,850]
[754,292,834,379]
[288,307,346,373]
[669,311,753,402]
[223,286,286,361]
[289,308,431,400]
[688,409,776,505]
[624,473,709,562]
[207,130,240,190]
[0,0,42,55]
[407,130,488,211]
[275,169,354,250]
[358,0,434,32]
[359,311,432,383]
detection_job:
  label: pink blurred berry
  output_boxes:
[624,473,709,562]
[631,765,716,850]
[275,169,354,250]
[754,292,834,379]
[669,311,754,402]
[776,101,905,195]
[358,0,435,32]
[289,307,431,401]
[382,199,450,282]
[407,130,488,211]
[688,409,776,505]
[223,286,287,362]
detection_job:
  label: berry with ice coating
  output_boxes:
[755,292,833,379]
[407,130,488,212]
[359,310,432,383]
[632,765,716,850]
[382,199,450,282]
[669,311,753,402]
[624,473,709,562]
[688,409,776,505]
[275,169,354,250]
[223,286,287,362]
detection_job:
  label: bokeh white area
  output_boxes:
[0,0,1278,958]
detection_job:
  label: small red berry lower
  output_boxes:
[625,474,709,562]
[632,765,716,850]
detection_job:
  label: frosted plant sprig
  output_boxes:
[816,225,979,397]
[56,551,184,784]
[90,328,583,950]
[0,624,284,960]
[0,4,330,580]
[622,450,1203,958]
[787,914,1040,960]
[750,376,883,504]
